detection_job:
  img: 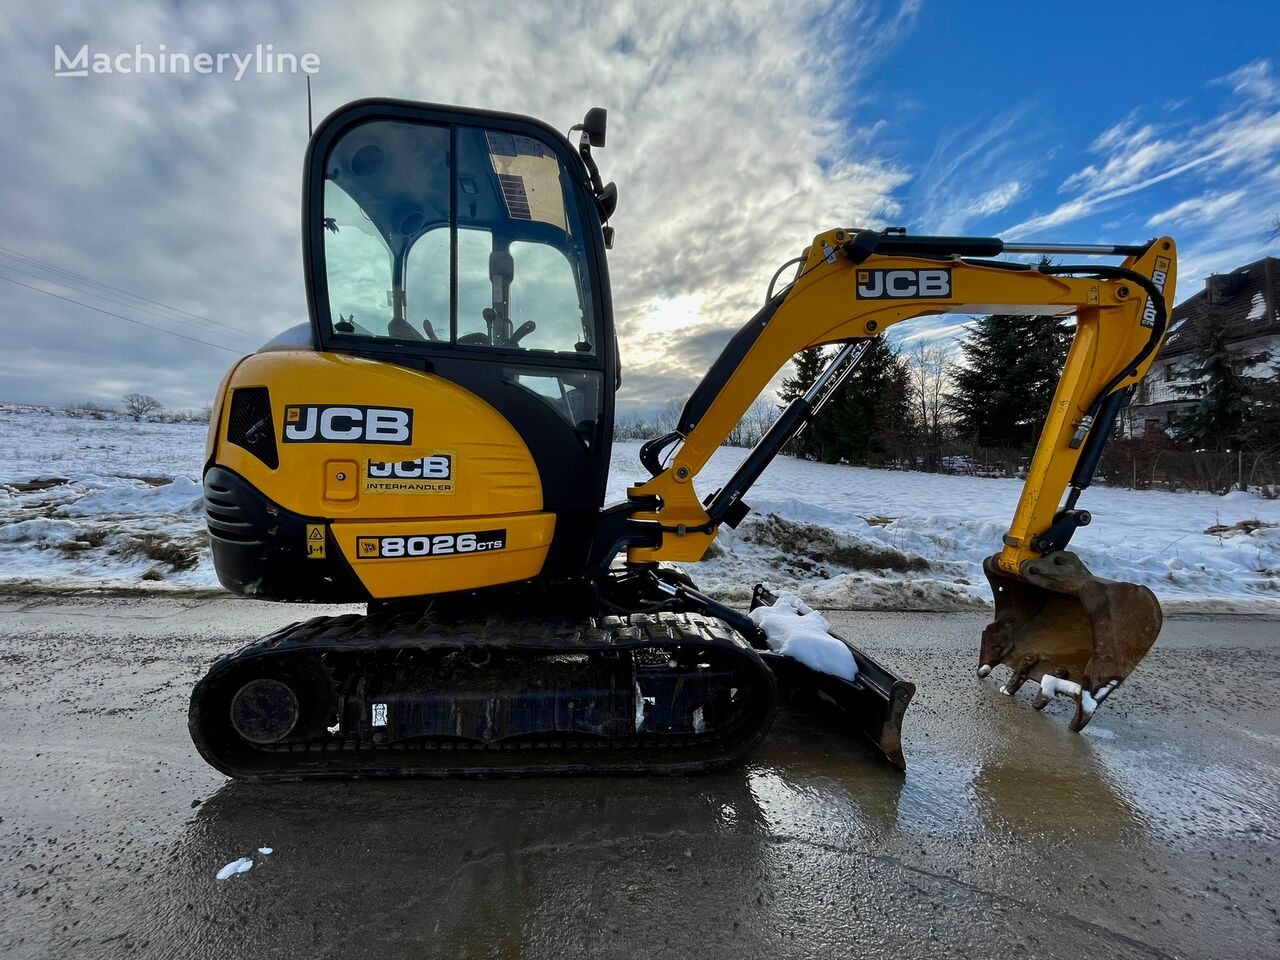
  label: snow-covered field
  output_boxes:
[1,403,1278,611]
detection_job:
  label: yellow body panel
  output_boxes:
[218,350,543,519]
[212,349,552,596]
[331,512,554,597]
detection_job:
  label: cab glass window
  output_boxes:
[320,119,595,355]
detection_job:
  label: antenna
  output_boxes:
[306,75,313,136]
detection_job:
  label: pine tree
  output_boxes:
[947,313,1072,450]
[780,346,828,459]
[1247,370,1280,453]
[1174,306,1258,449]
[819,338,917,466]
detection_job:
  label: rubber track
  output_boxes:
[189,610,778,780]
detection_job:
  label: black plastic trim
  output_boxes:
[203,466,370,603]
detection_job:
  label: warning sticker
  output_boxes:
[305,523,326,559]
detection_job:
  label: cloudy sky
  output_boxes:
[2,0,1279,412]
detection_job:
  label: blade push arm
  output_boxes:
[625,229,1178,570]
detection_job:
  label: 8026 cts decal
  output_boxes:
[356,529,506,559]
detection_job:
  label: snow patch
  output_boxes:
[1036,675,1120,717]
[55,476,203,517]
[0,517,82,545]
[1246,292,1266,321]
[749,593,857,681]
[1,408,1278,608]
[216,857,253,880]
[257,847,273,855]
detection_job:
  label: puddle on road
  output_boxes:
[744,685,1280,851]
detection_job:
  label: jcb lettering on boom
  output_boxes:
[1141,255,1172,328]
[856,268,951,299]
[282,404,412,444]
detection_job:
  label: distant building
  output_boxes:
[1125,256,1280,437]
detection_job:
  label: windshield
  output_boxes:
[320,119,595,355]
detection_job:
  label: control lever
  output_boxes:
[505,320,536,346]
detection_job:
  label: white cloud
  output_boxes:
[966,181,1023,217]
[900,105,1047,236]
[1145,190,1245,228]
[1216,59,1279,101]
[0,0,912,414]
[1003,59,1280,242]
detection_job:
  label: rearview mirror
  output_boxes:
[596,181,618,220]
[582,107,607,148]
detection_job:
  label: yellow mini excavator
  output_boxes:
[191,99,1177,779]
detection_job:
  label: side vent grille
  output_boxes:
[226,387,279,469]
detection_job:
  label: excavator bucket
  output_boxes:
[979,551,1161,731]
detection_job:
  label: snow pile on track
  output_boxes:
[749,593,856,680]
[1,404,1278,610]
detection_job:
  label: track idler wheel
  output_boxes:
[230,678,300,744]
[979,551,1162,731]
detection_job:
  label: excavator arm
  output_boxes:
[623,228,1177,733]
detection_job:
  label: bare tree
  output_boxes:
[123,393,162,422]
[660,397,685,431]
[906,341,953,471]
[745,397,779,446]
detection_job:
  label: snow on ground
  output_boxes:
[608,444,1280,611]
[0,405,213,590]
[1,403,1278,610]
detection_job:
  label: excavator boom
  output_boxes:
[625,228,1176,731]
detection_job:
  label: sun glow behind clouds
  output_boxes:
[639,294,707,337]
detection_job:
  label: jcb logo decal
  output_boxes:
[368,455,451,479]
[856,269,951,299]
[364,454,454,494]
[282,405,412,444]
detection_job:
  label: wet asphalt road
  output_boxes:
[0,594,1277,960]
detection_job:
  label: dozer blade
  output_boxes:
[980,551,1161,731]
[750,585,916,770]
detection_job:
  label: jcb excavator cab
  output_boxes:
[207,101,623,600]
[311,101,619,567]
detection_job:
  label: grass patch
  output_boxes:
[130,534,200,570]
[57,529,109,553]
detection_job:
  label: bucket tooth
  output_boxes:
[998,654,1038,697]
[981,550,1161,732]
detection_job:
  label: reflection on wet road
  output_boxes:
[0,596,1276,958]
